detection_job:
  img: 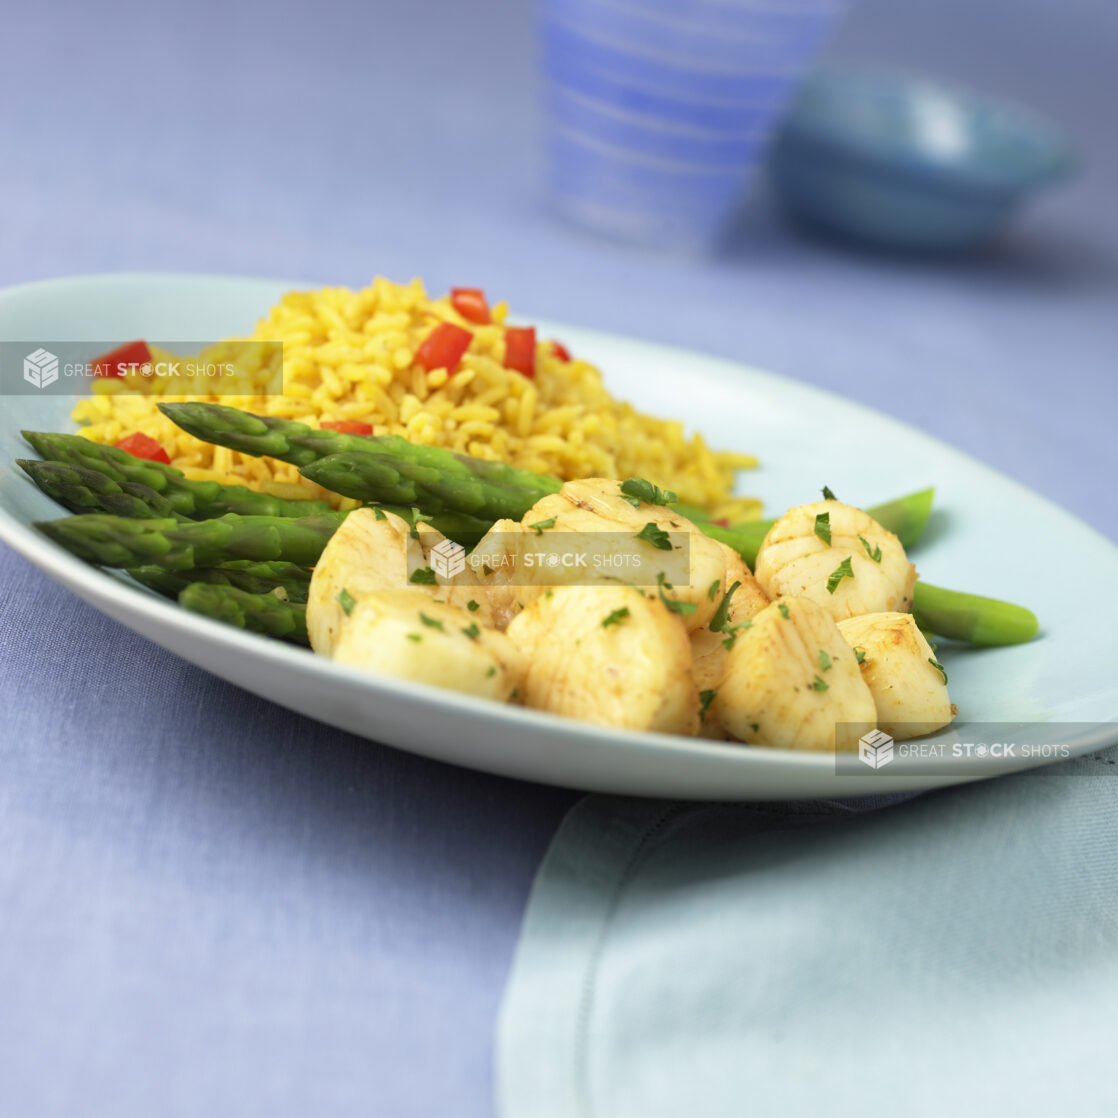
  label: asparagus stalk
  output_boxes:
[35,511,346,569]
[128,560,312,602]
[22,451,490,545]
[159,405,938,549]
[299,450,554,522]
[18,458,180,519]
[157,402,563,498]
[301,463,934,560]
[305,463,933,571]
[178,583,309,644]
[32,500,491,571]
[860,487,936,550]
[22,430,333,519]
[913,582,1038,647]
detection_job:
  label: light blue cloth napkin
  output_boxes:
[496,758,1118,1117]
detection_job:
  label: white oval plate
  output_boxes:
[1,274,1115,799]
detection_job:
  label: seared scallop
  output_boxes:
[505,584,700,735]
[714,595,876,751]
[837,612,955,737]
[755,499,915,621]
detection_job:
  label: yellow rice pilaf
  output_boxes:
[72,277,760,520]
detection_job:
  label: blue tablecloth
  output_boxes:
[1,0,1115,1115]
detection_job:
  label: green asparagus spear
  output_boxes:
[178,583,309,644]
[861,487,936,550]
[21,430,333,519]
[32,496,493,571]
[300,459,930,559]
[128,560,312,602]
[158,405,938,552]
[912,582,1038,646]
[18,458,180,519]
[35,511,346,569]
[299,451,556,522]
[23,444,492,544]
[157,401,563,498]
[161,403,935,550]
[298,458,935,558]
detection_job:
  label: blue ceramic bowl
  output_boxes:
[768,67,1076,251]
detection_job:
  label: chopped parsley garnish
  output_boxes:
[372,507,387,521]
[859,535,882,563]
[601,607,630,628]
[409,507,433,539]
[749,722,760,733]
[657,571,673,591]
[529,517,556,536]
[467,599,480,612]
[811,674,830,692]
[817,649,832,672]
[854,646,867,665]
[485,665,497,678]
[699,689,717,718]
[482,564,494,577]
[461,623,481,640]
[814,511,831,546]
[709,580,741,633]
[619,477,678,508]
[928,657,949,685]
[826,557,855,595]
[777,602,790,619]
[336,588,356,616]
[410,566,437,585]
[419,612,445,631]
[720,618,752,650]
[636,522,672,551]
[708,578,721,601]
[510,688,520,701]
[659,586,697,617]
[406,633,422,643]
[822,485,838,501]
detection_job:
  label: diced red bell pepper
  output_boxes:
[321,419,374,435]
[416,322,473,374]
[550,340,572,363]
[92,339,152,378]
[713,517,731,529]
[504,326,537,378]
[115,432,172,465]
[450,287,491,325]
